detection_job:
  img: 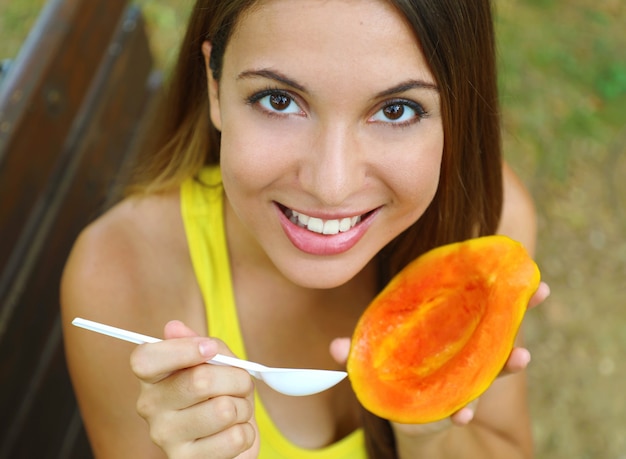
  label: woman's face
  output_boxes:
[205,0,443,288]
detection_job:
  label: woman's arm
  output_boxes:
[61,203,169,458]
[498,161,538,255]
[62,193,259,458]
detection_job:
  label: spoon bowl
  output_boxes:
[72,318,347,396]
[250,368,347,397]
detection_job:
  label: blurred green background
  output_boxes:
[1,1,625,458]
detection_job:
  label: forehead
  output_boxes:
[223,0,434,87]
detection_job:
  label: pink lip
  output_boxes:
[275,204,379,256]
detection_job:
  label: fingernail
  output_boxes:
[198,340,215,357]
[456,407,474,425]
[520,348,532,366]
[543,282,551,298]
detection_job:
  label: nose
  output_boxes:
[299,122,365,207]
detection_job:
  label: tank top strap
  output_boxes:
[180,166,366,458]
[180,166,247,359]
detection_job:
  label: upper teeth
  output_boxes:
[288,210,361,235]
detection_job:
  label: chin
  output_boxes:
[289,272,354,290]
[273,253,373,290]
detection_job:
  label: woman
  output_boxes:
[61,0,548,457]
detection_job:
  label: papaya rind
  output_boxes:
[347,235,540,424]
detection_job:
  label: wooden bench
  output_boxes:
[0,0,161,456]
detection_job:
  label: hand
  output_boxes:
[330,281,550,436]
[130,321,259,458]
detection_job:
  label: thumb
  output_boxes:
[329,337,351,366]
[528,281,550,309]
[163,320,200,339]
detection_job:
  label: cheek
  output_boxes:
[401,167,441,226]
[219,115,303,194]
[385,133,444,213]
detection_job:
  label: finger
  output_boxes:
[130,336,219,384]
[392,397,479,436]
[499,347,531,377]
[528,281,550,309]
[202,395,254,437]
[168,363,255,407]
[150,395,254,444]
[329,337,351,365]
[450,399,478,426]
[173,422,256,459]
[163,319,199,339]
[450,407,474,426]
[137,359,255,421]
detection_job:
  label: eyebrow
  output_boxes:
[374,80,439,98]
[237,69,439,96]
[238,69,307,92]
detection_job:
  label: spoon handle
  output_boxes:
[72,317,160,344]
[71,318,267,374]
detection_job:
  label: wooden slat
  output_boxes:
[0,2,161,457]
[0,0,128,272]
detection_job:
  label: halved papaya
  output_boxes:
[347,235,540,424]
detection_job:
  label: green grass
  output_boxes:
[0,0,47,61]
[496,0,626,182]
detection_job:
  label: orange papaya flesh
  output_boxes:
[347,235,540,424]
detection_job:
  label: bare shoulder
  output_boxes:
[498,162,537,256]
[61,191,196,328]
[60,191,202,457]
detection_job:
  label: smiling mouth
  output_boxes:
[280,206,370,235]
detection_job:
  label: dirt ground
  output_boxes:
[516,135,626,459]
[494,2,626,457]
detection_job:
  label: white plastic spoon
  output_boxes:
[72,318,347,397]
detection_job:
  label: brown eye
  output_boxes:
[269,94,292,111]
[383,104,405,120]
[370,99,426,126]
[249,90,302,115]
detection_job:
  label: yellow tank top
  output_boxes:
[180,166,366,459]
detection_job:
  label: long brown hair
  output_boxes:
[127,1,503,456]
